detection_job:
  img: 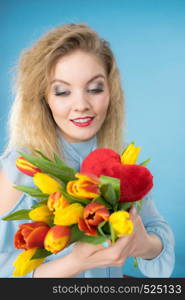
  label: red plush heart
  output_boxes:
[81,148,153,202]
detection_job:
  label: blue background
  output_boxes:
[0,0,184,277]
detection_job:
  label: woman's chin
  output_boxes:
[60,131,96,143]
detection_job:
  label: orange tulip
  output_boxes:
[44,225,71,254]
[78,202,109,236]
[67,173,100,199]
[16,156,41,176]
[14,222,50,250]
[47,191,69,211]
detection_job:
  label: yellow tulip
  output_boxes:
[29,205,53,224]
[121,143,141,165]
[109,211,134,237]
[54,203,84,226]
[33,172,61,194]
[13,248,44,276]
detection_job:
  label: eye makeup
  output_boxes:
[52,79,105,96]
[53,85,70,96]
[87,81,105,94]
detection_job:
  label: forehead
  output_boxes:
[51,50,107,82]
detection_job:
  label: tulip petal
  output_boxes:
[29,205,53,224]
[109,211,134,237]
[75,173,99,184]
[13,248,45,276]
[44,226,70,253]
[66,173,100,199]
[54,203,84,226]
[16,157,41,176]
[33,173,61,194]
[14,222,50,250]
[78,218,97,236]
[26,226,50,248]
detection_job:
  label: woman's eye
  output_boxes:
[54,90,71,96]
[88,88,104,94]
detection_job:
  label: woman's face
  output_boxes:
[47,50,110,142]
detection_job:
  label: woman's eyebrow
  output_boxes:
[50,74,105,86]
[87,74,105,84]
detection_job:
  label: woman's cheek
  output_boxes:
[49,98,69,117]
[98,94,110,114]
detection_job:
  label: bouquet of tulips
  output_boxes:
[3,142,153,276]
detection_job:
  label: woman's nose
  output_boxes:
[73,91,91,112]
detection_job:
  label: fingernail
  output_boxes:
[101,241,109,248]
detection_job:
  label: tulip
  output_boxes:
[109,211,134,237]
[54,203,84,226]
[33,172,61,194]
[47,191,69,211]
[29,205,53,224]
[16,156,41,176]
[67,173,100,199]
[78,202,109,236]
[13,248,45,276]
[44,225,70,254]
[121,143,141,165]
[14,221,50,250]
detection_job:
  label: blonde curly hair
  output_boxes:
[2,23,125,160]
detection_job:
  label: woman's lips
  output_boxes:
[70,117,95,127]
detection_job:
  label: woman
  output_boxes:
[0,23,175,278]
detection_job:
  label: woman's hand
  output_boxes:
[70,206,163,272]
[118,206,163,260]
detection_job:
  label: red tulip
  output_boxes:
[14,222,50,250]
[78,202,109,236]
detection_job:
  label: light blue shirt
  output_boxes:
[0,136,175,278]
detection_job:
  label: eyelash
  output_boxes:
[54,88,104,96]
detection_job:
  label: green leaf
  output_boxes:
[47,216,55,227]
[59,187,90,205]
[32,149,52,161]
[31,248,52,260]
[109,222,117,244]
[13,185,49,199]
[140,158,151,166]
[69,224,85,244]
[53,153,67,169]
[91,197,112,209]
[17,151,76,183]
[2,209,31,221]
[31,199,48,209]
[97,221,111,238]
[118,202,133,211]
[99,176,120,201]
[79,235,107,245]
[100,184,117,208]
